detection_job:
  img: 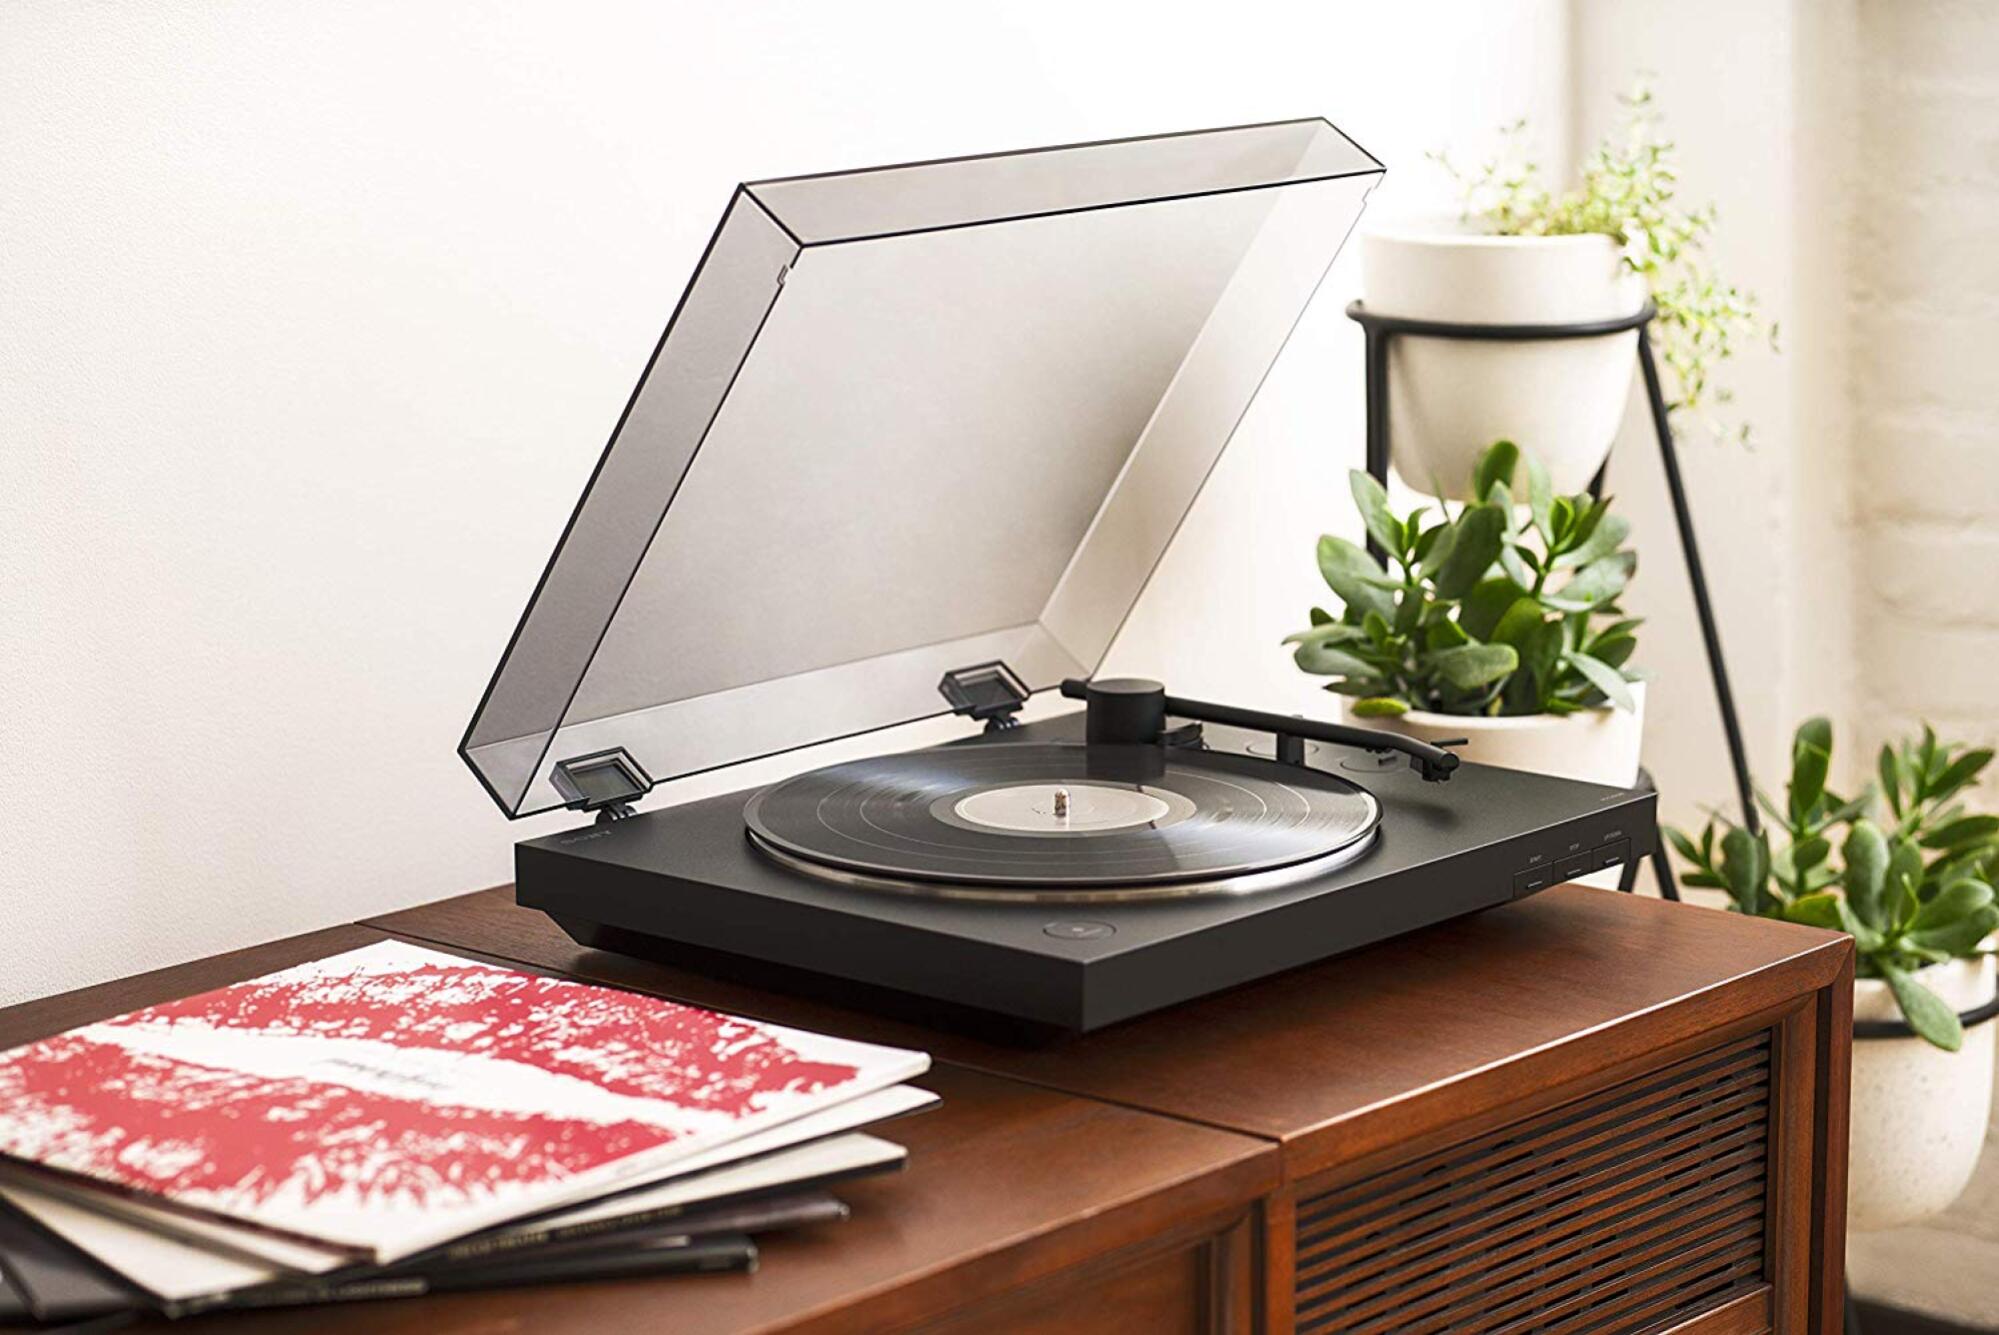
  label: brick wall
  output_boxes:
[1844,3,1999,1324]
[1853,0,1999,760]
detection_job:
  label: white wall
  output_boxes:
[1567,1,1848,833]
[1572,6,1784,832]
[1842,3,1999,1321]
[1848,0,1999,762]
[1,0,1572,1004]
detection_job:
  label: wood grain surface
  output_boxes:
[368,883,1851,1180]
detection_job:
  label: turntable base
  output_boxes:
[516,710,1655,1031]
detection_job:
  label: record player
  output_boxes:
[461,120,1656,1033]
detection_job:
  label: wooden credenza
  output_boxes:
[0,884,1851,1334]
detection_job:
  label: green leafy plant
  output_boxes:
[1433,84,1770,436]
[1669,721,1999,1050]
[1286,440,1643,718]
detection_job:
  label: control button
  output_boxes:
[1556,855,1591,882]
[1512,868,1553,897]
[1594,839,1632,870]
[1043,920,1115,940]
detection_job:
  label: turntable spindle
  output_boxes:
[1054,788,1070,819]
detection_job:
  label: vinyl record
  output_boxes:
[744,743,1380,902]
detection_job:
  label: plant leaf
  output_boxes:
[1879,744,1904,819]
[1516,620,1563,704]
[1425,642,1519,690]
[1471,440,1520,503]
[1553,512,1630,570]
[1908,903,1999,957]
[1418,523,1458,579]
[1549,495,1576,549]
[1929,747,1994,805]
[1889,838,1924,929]
[1458,577,1525,640]
[1590,634,1638,670]
[1394,587,1425,635]
[1425,617,1470,651]
[1721,826,1770,916]
[1292,642,1378,678]
[1844,819,1889,929]
[1781,892,1846,932]
[1498,541,1538,592]
[1411,522,1448,566]
[1563,649,1636,711]
[1542,551,1636,613]
[1664,825,1707,866]
[1316,535,1396,622]
[1882,964,1964,1052]
[1789,716,1832,826]
[1784,891,1884,950]
[1490,597,1546,649]
[1348,470,1404,557]
[1912,878,1996,932]
[1526,451,1554,545]
[1565,497,1608,554]
[1283,622,1367,648]
[1921,814,1999,850]
[1351,696,1411,718]
[1433,505,1508,599]
[1791,834,1831,874]
[1589,617,1644,648]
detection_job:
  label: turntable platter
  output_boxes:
[743,743,1381,902]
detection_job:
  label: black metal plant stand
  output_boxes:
[1345,298,1762,902]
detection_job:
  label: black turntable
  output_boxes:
[461,121,1655,1032]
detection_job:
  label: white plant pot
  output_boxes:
[1361,231,1648,497]
[1345,683,1645,888]
[1847,953,1997,1233]
[1344,680,1645,789]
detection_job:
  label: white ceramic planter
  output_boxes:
[1346,683,1644,888]
[1344,680,1645,790]
[1847,953,1998,1234]
[1360,231,1648,497]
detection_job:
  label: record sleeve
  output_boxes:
[0,941,928,1263]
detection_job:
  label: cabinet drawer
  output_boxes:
[917,1211,1255,1335]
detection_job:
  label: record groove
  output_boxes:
[744,743,1380,901]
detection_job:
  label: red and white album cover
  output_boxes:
[0,942,928,1262]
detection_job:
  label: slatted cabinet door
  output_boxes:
[1281,1000,1833,1335]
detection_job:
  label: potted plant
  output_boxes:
[1669,721,1999,1233]
[1363,86,1763,496]
[1285,440,1645,790]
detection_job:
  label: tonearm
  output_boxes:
[1058,678,1463,782]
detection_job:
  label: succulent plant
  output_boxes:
[1286,440,1643,719]
[1669,720,1999,1050]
